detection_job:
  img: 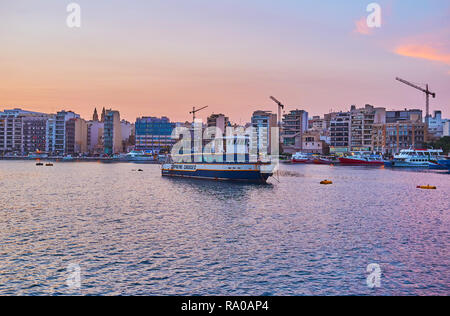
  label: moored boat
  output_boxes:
[339,152,384,166]
[313,156,335,165]
[292,152,313,164]
[388,149,444,168]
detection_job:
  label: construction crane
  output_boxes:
[189,106,208,122]
[395,77,436,127]
[269,96,285,128]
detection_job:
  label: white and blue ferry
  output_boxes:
[161,155,275,184]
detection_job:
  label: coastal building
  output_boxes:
[22,116,48,154]
[444,121,450,137]
[281,109,308,154]
[302,130,329,155]
[87,121,104,155]
[308,116,328,131]
[350,104,386,152]
[329,112,351,155]
[135,116,175,153]
[428,111,447,138]
[372,119,426,154]
[121,120,134,152]
[207,114,230,134]
[45,115,56,154]
[386,109,422,123]
[65,118,88,155]
[104,110,122,155]
[0,109,50,155]
[251,110,278,154]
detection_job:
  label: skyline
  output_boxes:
[1,0,449,122]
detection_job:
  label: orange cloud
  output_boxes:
[354,17,372,35]
[395,44,450,66]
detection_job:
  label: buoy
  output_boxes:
[417,185,437,190]
[320,180,333,185]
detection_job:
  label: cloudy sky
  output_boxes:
[0,0,449,122]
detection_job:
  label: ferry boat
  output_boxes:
[339,152,384,166]
[161,158,274,184]
[388,149,443,168]
[292,152,312,164]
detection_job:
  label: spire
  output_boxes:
[93,108,99,121]
[101,107,106,122]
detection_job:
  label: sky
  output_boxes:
[0,0,449,123]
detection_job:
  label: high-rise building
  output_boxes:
[0,112,23,154]
[135,116,175,153]
[443,121,450,137]
[104,110,122,155]
[349,104,385,152]
[52,111,80,155]
[281,109,308,154]
[87,121,104,154]
[207,114,230,134]
[251,110,278,154]
[22,116,48,154]
[65,118,88,155]
[329,112,351,155]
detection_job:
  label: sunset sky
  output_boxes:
[0,0,449,123]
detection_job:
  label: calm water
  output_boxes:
[0,161,448,296]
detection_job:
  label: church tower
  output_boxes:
[92,108,99,121]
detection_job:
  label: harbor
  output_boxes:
[0,160,448,296]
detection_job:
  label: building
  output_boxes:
[281,109,308,154]
[87,121,104,154]
[251,110,278,154]
[121,120,134,152]
[302,130,329,155]
[135,116,175,153]
[329,112,351,155]
[0,109,50,154]
[207,114,230,134]
[104,110,122,155]
[428,111,447,138]
[350,104,386,152]
[52,111,80,155]
[372,120,426,154]
[386,109,422,123]
[444,121,450,137]
[22,116,48,154]
[92,108,99,122]
[46,115,56,153]
[308,116,328,131]
[65,118,88,155]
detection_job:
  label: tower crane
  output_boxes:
[269,96,285,128]
[395,77,436,127]
[189,106,208,123]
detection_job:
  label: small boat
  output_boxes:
[339,152,384,166]
[36,162,44,166]
[45,163,54,166]
[388,149,444,168]
[313,156,335,165]
[292,152,313,164]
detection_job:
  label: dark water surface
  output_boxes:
[0,161,448,295]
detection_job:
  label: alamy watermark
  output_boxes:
[366,263,382,288]
[66,3,81,28]
[366,3,382,28]
[66,263,81,290]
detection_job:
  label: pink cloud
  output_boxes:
[395,44,450,66]
[353,17,372,35]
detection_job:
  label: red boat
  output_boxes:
[313,157,334,165]
[339,153,384,165]
[292,152,312,164]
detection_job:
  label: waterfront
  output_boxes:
[0,161,448,295]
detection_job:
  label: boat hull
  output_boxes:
[339,157,384,165]
[161,163,273,184]
[292,159,312,164]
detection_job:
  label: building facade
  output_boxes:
[135,116,175,153]
[302,130,329,155]
[350,104,386,152]
[104,110,122,155]
[281,109,308,154]
[52,111,80,155]
[372,120,426,154]
[251,110,277,154]
[87,121,104,154]
[329,112,351,155]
